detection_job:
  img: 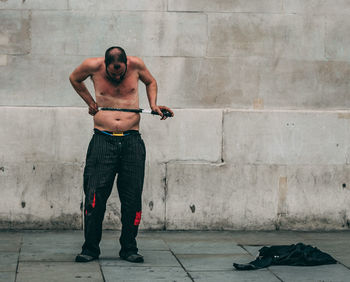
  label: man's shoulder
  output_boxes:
[127,56,145,69]
[82,57,104,72]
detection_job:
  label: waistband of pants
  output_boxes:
[94,128,139,137]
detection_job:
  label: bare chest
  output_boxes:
[92,73,138,100]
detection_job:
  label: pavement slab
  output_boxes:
[16,261,103,282]
[157,231,236,242]
[135,238,170,251]
[0,272,15,282]
[0,232,22,252]
[298,231,350,241]
[165,240,246,255]
[242,245,263,257]
[0,232,22,240]
[20,243,80,262]
[0,252,18,272]
[299,239,350,255]
[0,230,349,281]
[230,231,307,245]
[100,237,169,254]
[189,269,281,282]
[269,264,350,282]
[102,266,192,282]
[0,240,21,252]
[22,231,82,244]
[176,253,253,271]
[99,250,180,267]
[332,255,350,268]
[20,231,82,262]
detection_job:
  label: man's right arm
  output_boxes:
[69,58,100,115]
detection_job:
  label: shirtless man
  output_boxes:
[69,46,173,263]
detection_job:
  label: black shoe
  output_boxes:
[120,252,144,263]
[75,253,98,262]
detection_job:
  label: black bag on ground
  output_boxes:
[233,242,337,270]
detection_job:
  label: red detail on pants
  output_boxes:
[134,211,142,226]
[92,193,96,208]
[85,210,87,216]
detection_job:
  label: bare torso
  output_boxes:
[92,57,141,132]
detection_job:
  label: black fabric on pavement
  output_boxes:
[233,243,337,270]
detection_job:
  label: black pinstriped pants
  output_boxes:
[81,129,146,257]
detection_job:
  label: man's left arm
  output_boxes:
[137,58,174,120]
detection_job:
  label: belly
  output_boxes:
[93,110,140,132]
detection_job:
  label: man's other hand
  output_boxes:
[88,102,99,116]
[151,105,174,120]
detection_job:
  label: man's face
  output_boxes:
[105,62,127,83]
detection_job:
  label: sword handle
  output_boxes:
[151,109,173,117]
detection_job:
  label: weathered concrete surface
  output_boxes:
[258,60,350,109]
[4,55,350,109]
[168,0,283,13]
[0,107,92,163]
[100,250,180,267]
[284,0,350,14]
[0,55,88,106]
[17,262,103,282]
[100,232,169,253]
[0,107,221,229]
[0,0,165,11]
[0,108,90,229]
[30,11,207,57]
[0,107,221,163]
[223,110,350,165]
[102,266,191,282]
[189,270,280,282]
[166,240,246,255]
[0,0,68,10]
[68,0,167,11]
[0,272,16,282]
[208,13,325,60]
[1,0,350,231]
[0,10,31,55]
[165,162,350,230]
[141,57,258,109]
[325,15,350,61]
[141,109,222,163]
[142,57,350,109]
[0,162,83,229]
[165,163,283,230]
[278,165,350,230]
[2,230,350,282]
[0,55,7,66]
[20,232,82,262]
[104,108,222,229]
[269,264,350,282]
[0,107,349,230]
[0,252,18,272]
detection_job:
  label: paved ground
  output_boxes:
[0,230,349,281]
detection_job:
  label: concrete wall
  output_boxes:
[0,0,349,230]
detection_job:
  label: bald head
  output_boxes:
[105,46,127,67]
